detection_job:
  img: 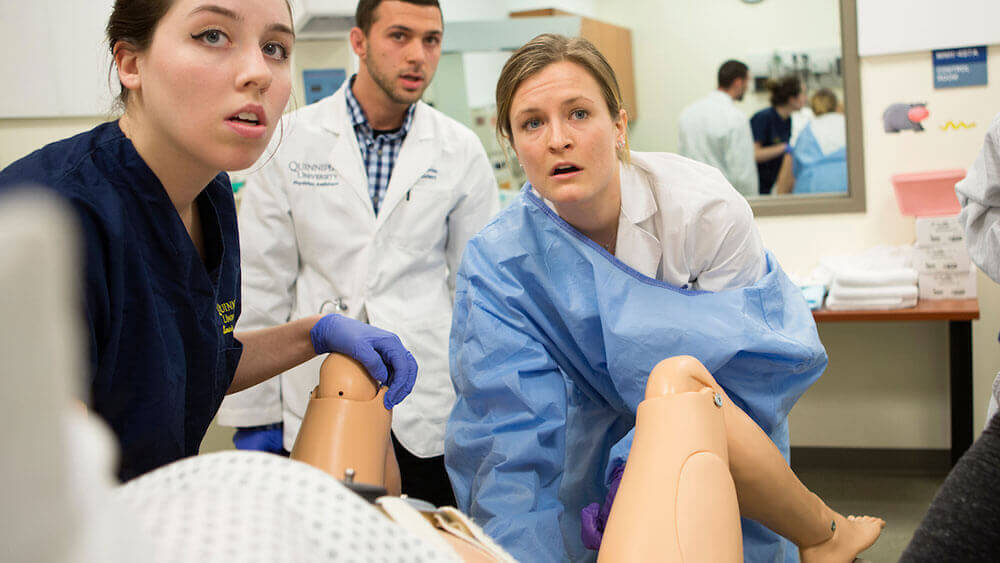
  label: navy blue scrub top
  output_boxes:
[0,121,242,481]
[750,107,792,195]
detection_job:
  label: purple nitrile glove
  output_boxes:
[581,462,626,550]
[309,314,418,409]
[232,423,285,454]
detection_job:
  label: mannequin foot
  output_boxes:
[799,513,884,563]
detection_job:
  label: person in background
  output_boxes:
[751,75,804,194]
[775,88,847,195]
[901,411,1000,561]
[444,33,883,562]
[956,112,1000,423]
[678,59,759,197]
[0,0,417,482]
[217,0,498,507]
[789,87,815,146]
[901,115,1000,559]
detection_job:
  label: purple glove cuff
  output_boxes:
[580,502,603,550]
[309,313,337,355]
[580,462,626,551]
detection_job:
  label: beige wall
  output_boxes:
[288,39,355,109]
[0,117,107,169]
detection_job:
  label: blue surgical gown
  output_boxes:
[792,125,848,194]
[446,187,827,562]
[0,121,242,481]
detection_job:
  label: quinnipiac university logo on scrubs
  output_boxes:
[216,300,236,334]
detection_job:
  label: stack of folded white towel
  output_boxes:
[816,246,919,310]
[826,270,919,310]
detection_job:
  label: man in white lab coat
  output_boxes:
[217,0,498,507]
[678,60,759,197]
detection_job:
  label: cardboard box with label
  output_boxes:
[918,264,977,300]
[915,215,964,247]
[913,243,972,273]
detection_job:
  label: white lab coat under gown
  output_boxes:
[678,90,759,197]
[447,152,826,562]
[217,86,499,457]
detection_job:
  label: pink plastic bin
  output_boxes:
[891,169,966,217]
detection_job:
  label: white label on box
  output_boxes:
[918,269,977,300]
[913,243,972,273]
[915,215,964,246]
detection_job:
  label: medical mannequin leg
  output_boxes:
[598,357,742,562]
[600,356,884,562]
[686,356,884,562]
[290,354,402,495]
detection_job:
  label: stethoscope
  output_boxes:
[318,298,349,314]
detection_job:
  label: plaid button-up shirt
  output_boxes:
[344,76,416,215]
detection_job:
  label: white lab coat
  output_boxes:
[535,152,766,291]
[218,86,499,457]
[678,91,759,197]
[790,106,816,146]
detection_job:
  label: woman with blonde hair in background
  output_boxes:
[775,88,849,195]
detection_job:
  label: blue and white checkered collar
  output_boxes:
[344,74,417,137]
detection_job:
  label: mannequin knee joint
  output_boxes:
[646,356,719,399]
[317,353,379,400]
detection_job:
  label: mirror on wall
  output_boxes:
[730,47,846,199]
[426,0,864,216]
[728,0,865,216]
[674,1,846,202]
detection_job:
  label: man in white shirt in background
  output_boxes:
[678,60,759,197]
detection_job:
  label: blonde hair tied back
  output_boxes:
[494,33,630,164]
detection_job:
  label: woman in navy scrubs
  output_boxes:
[0,0,417,481]
[750,75,804,195]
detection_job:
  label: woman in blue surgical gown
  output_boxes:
[775,89,848,196]
[445,35,848,562]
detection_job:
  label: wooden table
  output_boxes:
[813,299,980,465]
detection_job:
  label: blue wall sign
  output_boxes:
[303,69,347,105]
[933,46,987,89]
